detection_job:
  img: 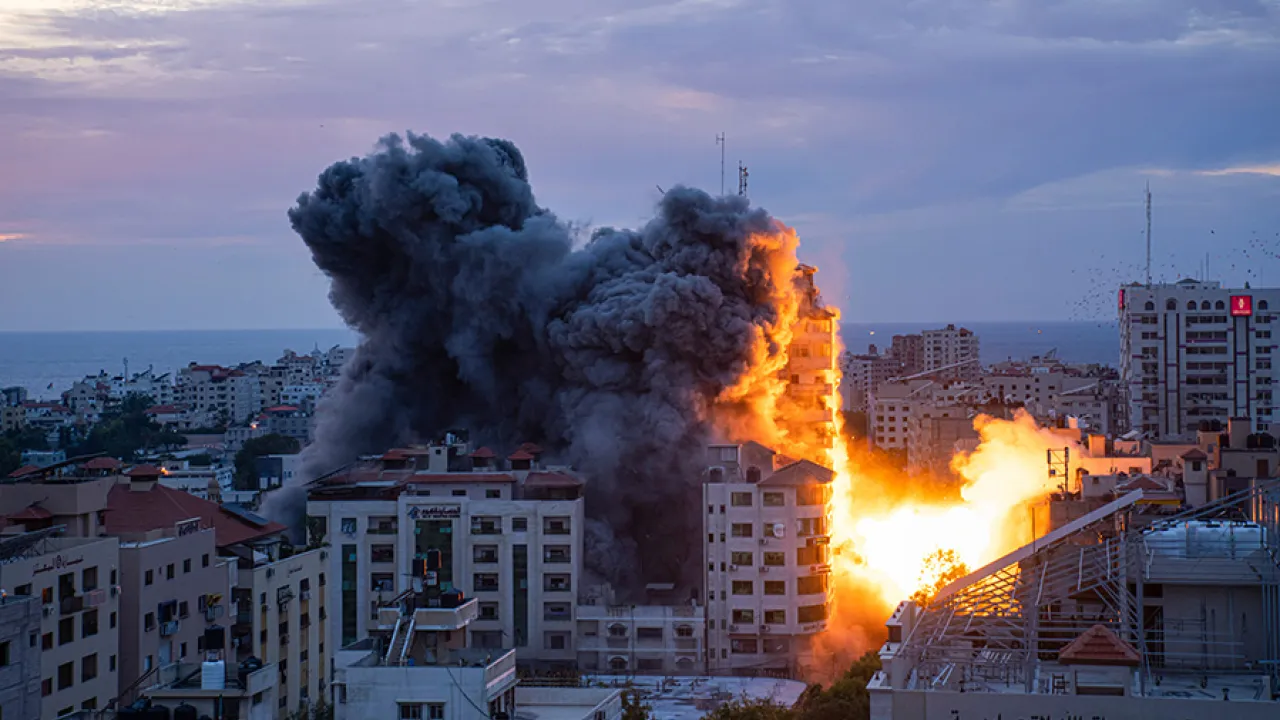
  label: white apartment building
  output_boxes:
[0,530,121,720]
[782,265,838,452]
[176,365,264,425]
[839,351,903,412]
[921,324,980,381]
[307,442,586,671]
[575,604,705,675]
[703,442,834,676]
[0,595,42,720]
[1119,280,1279,438]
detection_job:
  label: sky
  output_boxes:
[0,0,1278,331]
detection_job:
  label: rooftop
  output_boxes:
[105,482,285,548]
[581,676,806,720]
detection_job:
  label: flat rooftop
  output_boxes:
[581,675,806,720]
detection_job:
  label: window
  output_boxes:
[451,489,467,497]
[14,583,31,597]
[110,612,117,629]
[798,604,828,623]
[543,574,571,592]
[763,552,785,566]
[485,489,501,499]
[764,581,786,595]
[166,564,175,580]
[109,655,116,672]
[730,551,753,566]
[145,570,154,586]
[544,632,568,650]
[428,705,444,720]
[762,492,785,507]
[731,609,754,624]
[59,617,74,645]
[371,573,394,592]
[479,602,499,620]
[543,545,571,563]
[474,574,500,592]
[731,581,753,595]
[471,516,502,535]
[371,545,395,563]
[730,492,753,507]
[82,566,98,592]
[81,654,97,682]
[145,613,155,632]
[183,559,192,573]
[399,704,423,720]
[42,633,53,650]
[796,486,827,506]
[0,641,8,666]
[58,661,74,690]
[82,609,98,637]
[512,517,528,532]
[473,545,498,563]
[544,517,571,535]
[202,554,210,568]
[730,639,758,654]
[42,678,52,696]
[543,602,571,621]
[730,523,753,538]
[764,610,786,624]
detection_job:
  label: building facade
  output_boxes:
[702,443,834,676]
[574,604,705,675]
[0,532,121,720]
[307,444,586,671]
[1119,280,1279,438]
[0,595,43,720]
[921,324,980,381]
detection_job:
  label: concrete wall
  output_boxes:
[118,528,229,698]
[240,546,327,714]
[872,688,1280,720]
[0,597,42,720]
[336,662,517,720]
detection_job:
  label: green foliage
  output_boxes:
[621,690,655,720]
[69,393,187,461]
[0,435,21,477]
[233,433,301,490]
[5,426,49,452]
[705,651,882,720]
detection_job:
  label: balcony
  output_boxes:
[60,595,85,615]
[159,621,180,637]
[543,520,571,536]
[413,598,479,631]
[542,548,571,564]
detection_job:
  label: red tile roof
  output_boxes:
[507,450,534,461]
[405,473,515,485]
[1181,448,1209,461]
[105,483,285,548]
[126,464,163,478]
[82,457,123,470]
[1117,476,1167,492]
[7,504,52,520]
[760,459,834,486]
[469,446,496,459]
[1059,624,1140,666]
[7,465,41,478]
[264,405,299,414]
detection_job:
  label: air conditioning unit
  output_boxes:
[42,604,55,617]
[110,585,120,597]
[728,565,738,572]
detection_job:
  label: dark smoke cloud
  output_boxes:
[268,131,799,592]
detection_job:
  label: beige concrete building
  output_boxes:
[0,530,120,720]
[702,442,834,676]
[306,441,586,672]
[574,604,705,675]
[0,590,43,719]
[117,524,233,704]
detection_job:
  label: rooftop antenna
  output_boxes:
[738,162,748,197]
[715,133,726,196]
[1145,182,1152,286]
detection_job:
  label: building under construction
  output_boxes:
[870,480,1280,718]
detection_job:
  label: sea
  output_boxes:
[0,322,1119,401]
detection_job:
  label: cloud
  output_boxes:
[1199,163,1280,177]
[0,233,26,243]
[0,0,1278,329]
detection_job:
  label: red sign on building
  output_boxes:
[1231,295,1253,317]
[1118,289,1125,312]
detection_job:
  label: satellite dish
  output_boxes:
[772,523,786,538]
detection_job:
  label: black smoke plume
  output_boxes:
[268,131,802,593]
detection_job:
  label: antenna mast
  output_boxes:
[738,162,748,197]
[1145,182,1152,286]
[715,133,726,196]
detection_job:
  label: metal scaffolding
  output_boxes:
[896,480,1280,694]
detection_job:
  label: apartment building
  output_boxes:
[306,441,585,671]
[116,524,232,702]
[0,594,42,720]
[921,324,980,381]
[839,349,903,412]
[1119,280,1279,438]
[575,603,705,675]
[0,530,121,720]
[176,364,264,425]
[702,442,834,676]
[1,402,24,433]
[889,334,924,376]
[783,265,839,452]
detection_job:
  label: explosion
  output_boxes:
[281,130,1073,658]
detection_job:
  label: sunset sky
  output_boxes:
[1,0,1278,330]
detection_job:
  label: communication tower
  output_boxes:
[738,162,748,196]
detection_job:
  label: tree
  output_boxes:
[792,651,882,720]
[621,690,655,720]
[69,393,187,461]
[703,699,795,720]
[234,433,301,490]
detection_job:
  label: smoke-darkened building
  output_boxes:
[305,439,585,672]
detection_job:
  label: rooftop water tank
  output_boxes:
[201,660,226,691]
